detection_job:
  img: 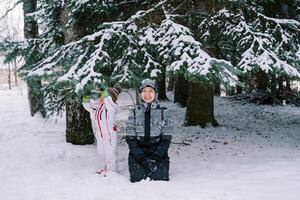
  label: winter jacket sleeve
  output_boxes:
[125,135,146,161]
[103,95,120,133]
[125,109,136,136]
[151,135,172,161]
[161,108,173,134]
[82,95,100,113]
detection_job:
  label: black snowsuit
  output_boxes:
[125,102,172,182]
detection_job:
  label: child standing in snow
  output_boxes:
[82,85,121,176]
[125,79,173,182]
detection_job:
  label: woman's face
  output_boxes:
[141,86,155,103]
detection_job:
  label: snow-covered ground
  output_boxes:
[0,87,300,200]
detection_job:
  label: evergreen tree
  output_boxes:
[23,0,46,117]
[174,74,189,107]
[150,16,238,126]
[199,0,300,99]
[2,0,240,128]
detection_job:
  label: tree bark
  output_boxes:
[236,75,243,94]
[65,98,94,144]
[134,80,140,105]
[214,82,221,96]
[13,59,18,86]
[23,0,38,39]
[285,75,291,91]
[174,74,189,107]
[27,79,46,117]
[61,1,94,144]
[256,70,268,91]
[236,85,243,94]
[167,77,175,91]
[226,86,235,96]
[271,74,277,94]
[157,66,169,101]
[185,82,218,127]
[23,0,45,117]
[8,62,11,90]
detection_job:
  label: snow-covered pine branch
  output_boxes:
[199,6,300,79]
[25,0,172,93]
[153,19,238,86]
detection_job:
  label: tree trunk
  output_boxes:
[256,70,268,91]
[270,74,277,94]
[185,82,218,127]
[167,77,175,91]
[61,1,94,144]
[23,0,45,117]
[236,85,243,94]
[226,86,235,96]
[132,79,140,105]
[27,79,46,117]
[8,62,11,90]
[285,76,291,91]
[13,59,18,86]
[23,0,38,38]
[214,82,221,96]
[136,87,140,105]
[236,75,243,94]
[157,66,169,101]
[174,74,189,107]
[65,98,94,144]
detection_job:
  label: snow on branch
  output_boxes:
[129,0,169,22]
[156,19,238,85]
[257,12,300,27]
[200,7,300,79]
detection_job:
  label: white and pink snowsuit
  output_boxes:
[83,95,120,171]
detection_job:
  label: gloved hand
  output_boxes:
[150,154,161,162]
[82,95,90,103]
[90,90,101,100]
[141,157,157,173]
[100,90,110,98]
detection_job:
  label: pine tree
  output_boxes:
[174,74,189,107]
[1,0,240,128]
[199,0,300,100]
[23,0,46,117]
[152,16,238,126]
[29,1,238,127]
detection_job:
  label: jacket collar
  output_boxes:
[141,101,158,109]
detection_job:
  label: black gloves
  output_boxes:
[125,136,146,161]
[151,135,172,161]
[141,157,157,173]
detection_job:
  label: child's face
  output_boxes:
[141,86,155,103]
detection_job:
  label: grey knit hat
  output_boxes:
[139,78,158,93]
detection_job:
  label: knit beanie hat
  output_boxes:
[139,78,158,93]
[107,86,121,103]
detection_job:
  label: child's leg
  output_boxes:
[148,156,170,181]
[103,131,118,171]
[128,153,147,182]
[96,136,106,170]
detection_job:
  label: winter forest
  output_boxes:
[0,0,300,199]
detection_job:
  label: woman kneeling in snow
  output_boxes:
[125,79,173,182]
[82,85,121,176]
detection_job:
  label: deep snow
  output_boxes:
[0,87,300,200]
